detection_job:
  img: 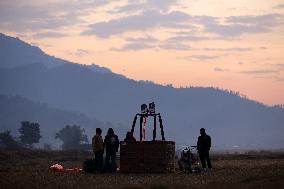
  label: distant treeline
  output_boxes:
[0,121,90,150]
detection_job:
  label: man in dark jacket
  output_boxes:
[104,128,119,172]
[197,128,212,169]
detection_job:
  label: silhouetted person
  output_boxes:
[123,131,136,142]
[104,128,119,172]
[197,128,212,169]
[92,128,104,173]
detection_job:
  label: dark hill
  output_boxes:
[0,33,283,149]
[0,33,111,73]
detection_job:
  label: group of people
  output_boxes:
[92,128,136,173]
[92,126,212,173]
[92,128,119,173]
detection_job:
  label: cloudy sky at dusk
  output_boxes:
[1,0,284,105]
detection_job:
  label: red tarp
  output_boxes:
[49,163,82,173]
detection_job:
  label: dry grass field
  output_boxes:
[0,150,283,189]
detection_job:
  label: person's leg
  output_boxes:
[178,159,183,171]
[105,152,110,172]
[94,152,99,172]
[199,151,206,168]
[98,151,103,173]
[178,160,189,172]
[205,150,212,169]
[110,152,117,172]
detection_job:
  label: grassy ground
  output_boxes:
[0,150,283,189]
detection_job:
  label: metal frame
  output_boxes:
[130,113,165,141]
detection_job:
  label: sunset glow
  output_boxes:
[1,0,283,105]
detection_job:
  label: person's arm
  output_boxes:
[99,136,104,152]
[92,136,96,153]
[116,135,120,151]
[197,136,201,151]
[208,136,211,150]
[103,136,108,149]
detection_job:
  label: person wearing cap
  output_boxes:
[197,128,212,169]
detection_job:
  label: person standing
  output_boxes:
[197,128,212,170]
[92,128,104,173]
[104,128,119,172]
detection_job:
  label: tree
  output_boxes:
[55,125,88,150]
[0,131,21,150]
[18,121,41,148]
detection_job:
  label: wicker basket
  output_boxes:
[120,140,175,173]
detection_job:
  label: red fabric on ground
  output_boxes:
[49,164,82,173]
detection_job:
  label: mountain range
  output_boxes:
[0,33,283,149]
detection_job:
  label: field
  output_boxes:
[0,150,284,189]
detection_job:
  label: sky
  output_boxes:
[0,0,284,105]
